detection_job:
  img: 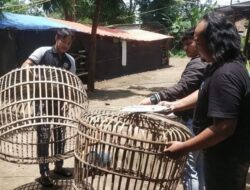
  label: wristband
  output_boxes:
[150,95,158,104]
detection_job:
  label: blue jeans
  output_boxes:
[37,125,65,175]
[182,119,205,190]
[36,101,65,175]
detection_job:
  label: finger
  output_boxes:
[158,101,165,106]
[163,147,169,152]
[165,141,172,146]
[164,142,172,151]
[139,101,145,105]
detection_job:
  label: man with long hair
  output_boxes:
[161,12,250,190]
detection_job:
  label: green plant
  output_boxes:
[246,60,250,72]
[169,1,216,51]
[169,49,186,58]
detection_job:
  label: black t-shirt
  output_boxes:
[193,60,250,159]
[28,46,76,73]
[39,47,72,70]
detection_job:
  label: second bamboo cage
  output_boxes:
[74,109,192,190]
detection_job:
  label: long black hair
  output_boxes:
[181,27,195,42]
[202,12,245,65]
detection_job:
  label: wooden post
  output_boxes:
[72,0,76,21]
[87,0,102,91]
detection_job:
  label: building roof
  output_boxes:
[215,1,250,21]
[0,12,66,30]
[0,12,172,42]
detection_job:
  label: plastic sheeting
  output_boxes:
[0,12,69,30]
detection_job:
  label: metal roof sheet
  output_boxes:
[0,12,172,42]
[48,17,173,41]
[0,12,67,30]
[215,1,250,20]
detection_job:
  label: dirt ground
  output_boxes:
[0,57,249,190]
[88,57,187,109]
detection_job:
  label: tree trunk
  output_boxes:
[71,0,76,21]
[129,0,133,13]
[87,0,102,91]
[63,0,76,21]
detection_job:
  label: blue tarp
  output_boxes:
[0,12,70,30]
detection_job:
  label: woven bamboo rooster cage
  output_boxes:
[74,109,192,190]
[0,65,88,164]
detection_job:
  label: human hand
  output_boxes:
[140,97,152,105]
[61,102,69,112]
[158,101,175,112]
[163,141,187,160]
[22,62,31,69]
[21,62,38,80]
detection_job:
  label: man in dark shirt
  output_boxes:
[141,28,207,190]
[22,28,75,187]
[141,28,207,124]
[162,12,250,190]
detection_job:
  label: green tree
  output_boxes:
[137,0,181,33]
[0,0,28,14]
[43,0,136,24]
[42,0,76,20]
[0,0,136,24]
[0,0,3,16]
[99,0,134,25]
[169,1,215,51]
[137,0,215,52]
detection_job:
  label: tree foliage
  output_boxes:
[170,1,215,50]
[42,0,136,24]
[0,0,136,24]
[137,0,215,51]
[0,0,215,50]
[43,0,76,20]
[137,0,180,33]
[0,0,28,14]
[99,0,134,25]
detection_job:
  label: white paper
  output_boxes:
[121,105,170,113]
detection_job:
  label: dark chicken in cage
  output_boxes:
[74,109,192,190]
[0,65,88,164]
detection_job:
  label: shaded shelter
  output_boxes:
[215,1,250,21]
[0,13,173,81]
[215,1,250,58]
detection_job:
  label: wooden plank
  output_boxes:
[77,71,88,77]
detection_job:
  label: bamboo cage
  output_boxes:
[74,109,192,190]
[0,65,88,164]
